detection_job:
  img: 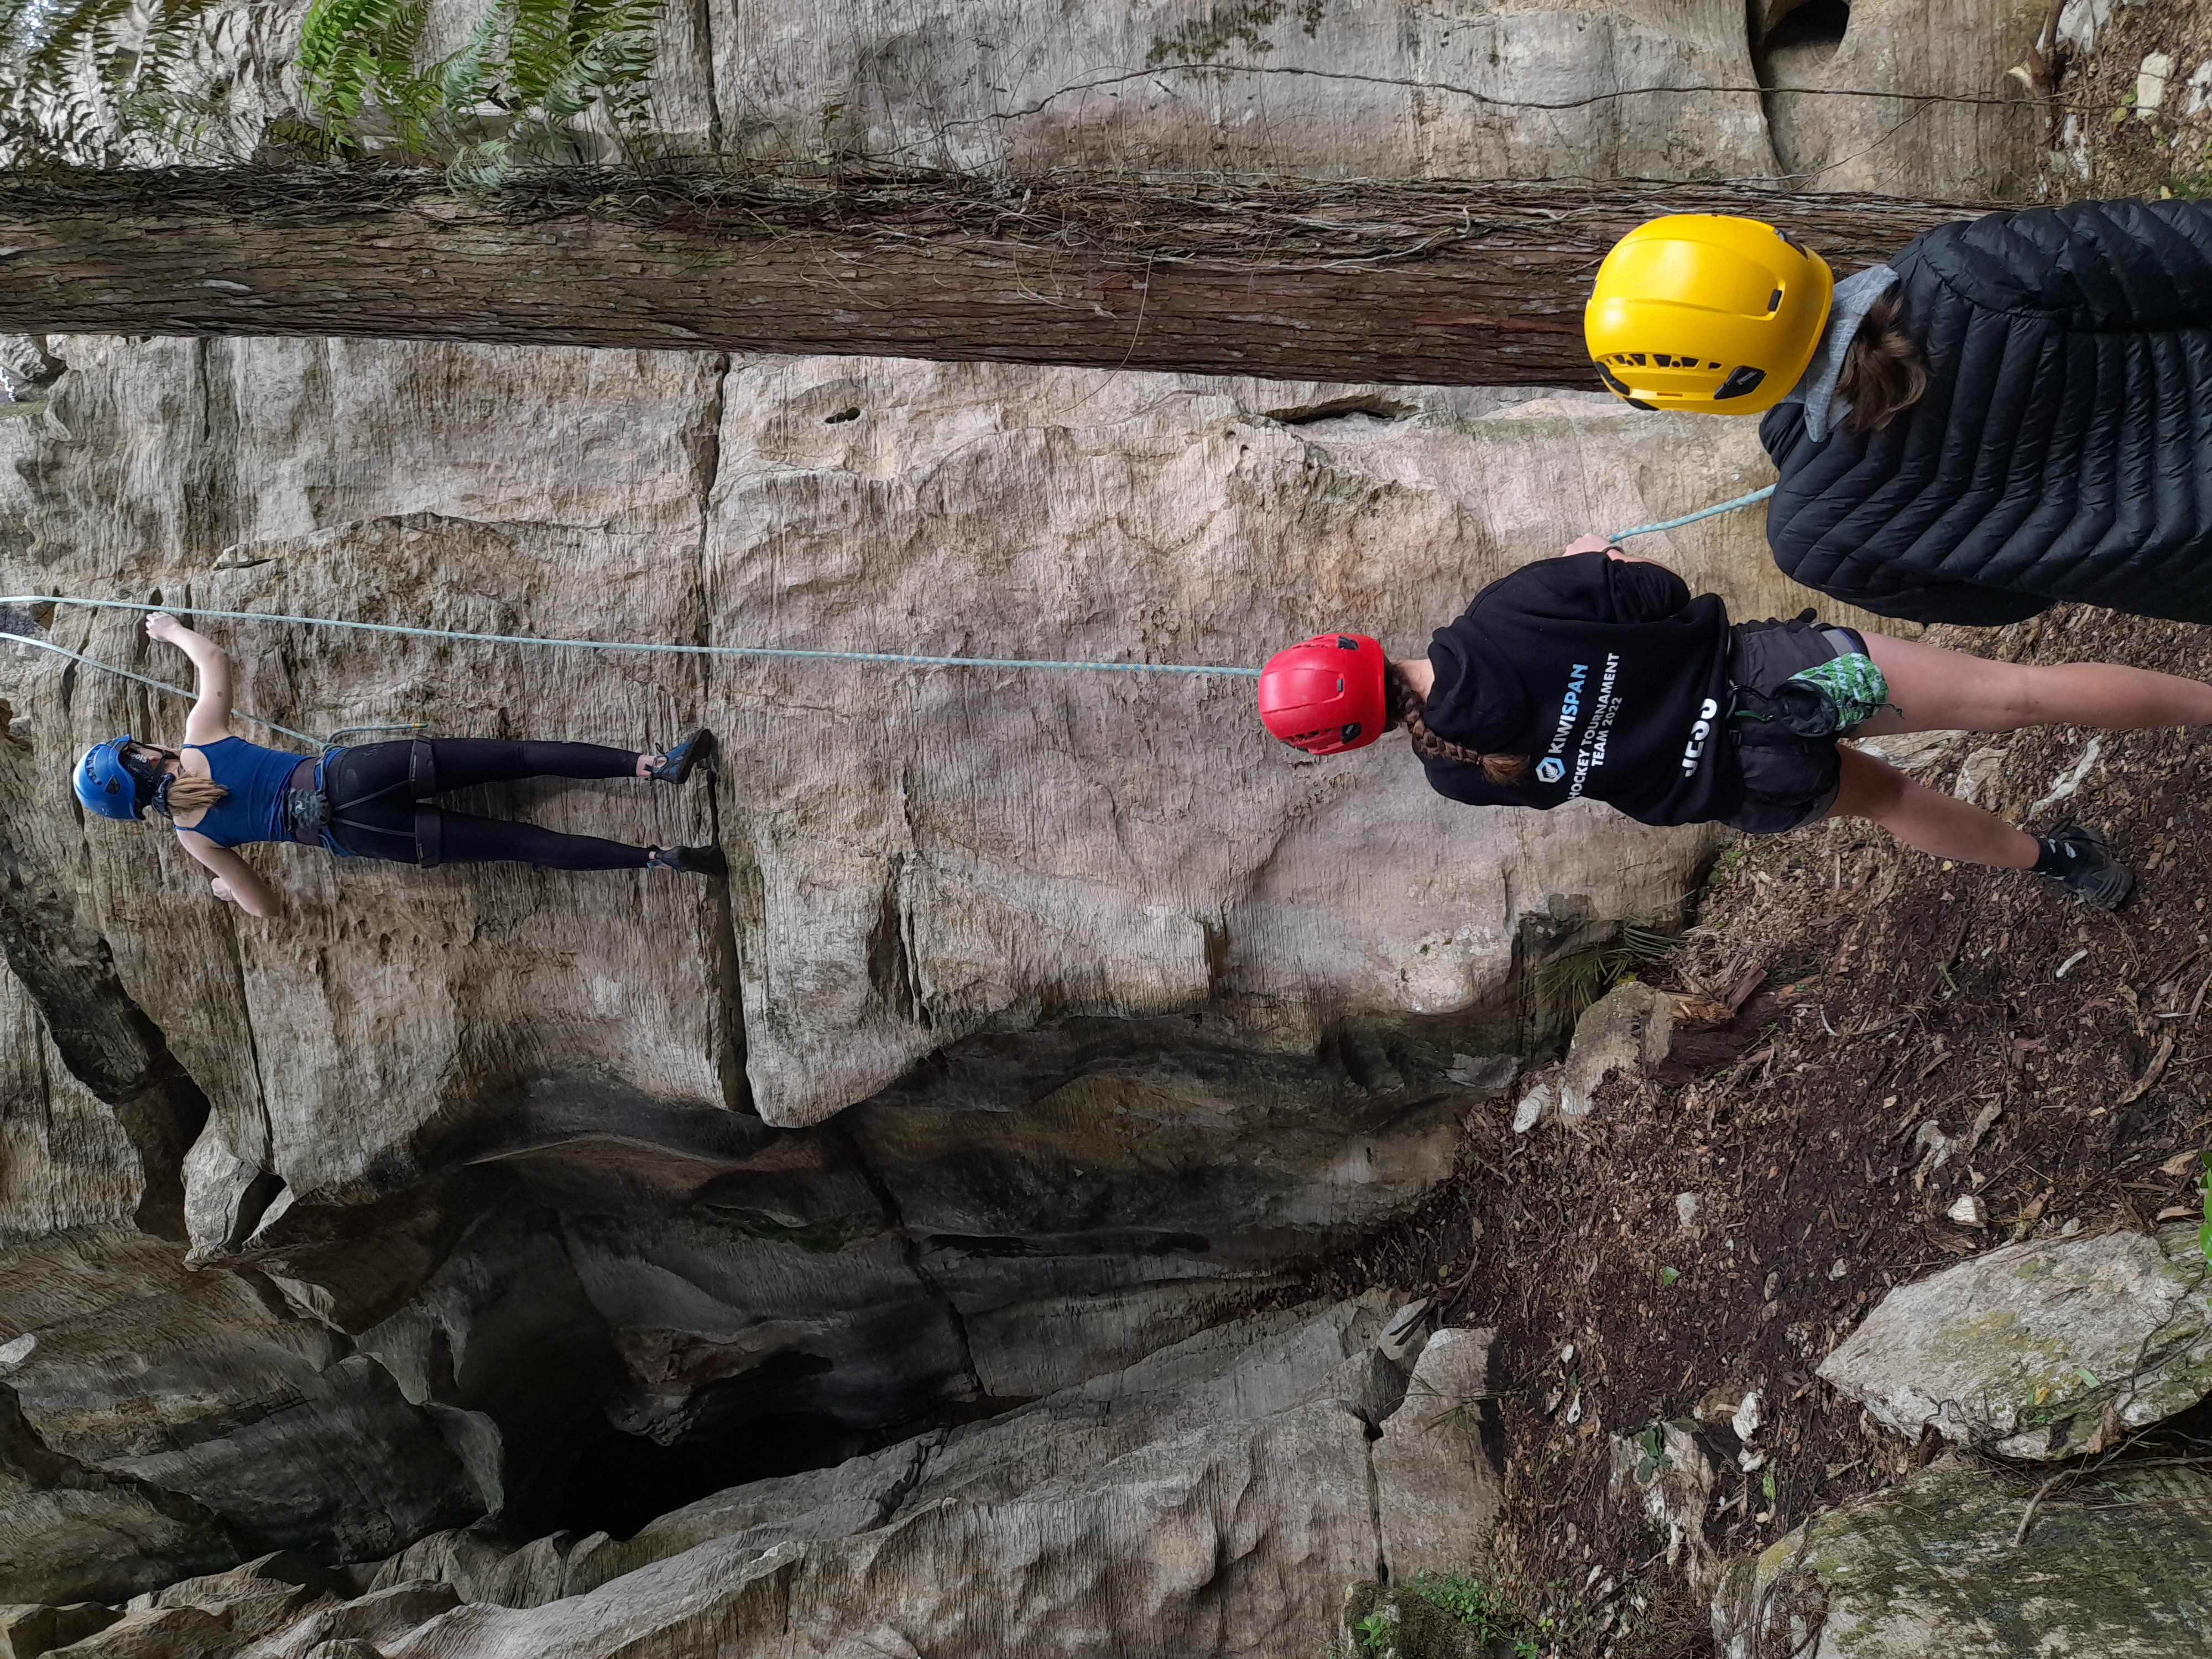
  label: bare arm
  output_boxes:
[176,831,284,919]
[145,613,234,746]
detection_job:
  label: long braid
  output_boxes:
[1383,662,1530,785]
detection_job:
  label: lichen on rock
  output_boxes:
[1818,1222,2212,1458]
[1714,1453,2212,1659]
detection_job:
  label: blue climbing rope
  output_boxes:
[1609,483,1776,544]
[0,482,1778,741]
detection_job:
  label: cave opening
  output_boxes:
[1752,0,1851,82]
[534,1410,870,1543]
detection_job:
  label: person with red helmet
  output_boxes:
[1257,542,2212,907]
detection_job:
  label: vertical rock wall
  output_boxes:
[0,339,1885,1600]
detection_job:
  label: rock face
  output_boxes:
[692,0,1776,184]
[673,0,2033,197]
[1714,1453,2212,1658]
[111,2,2035,204]
[4,345,1858,1140]
[1752,0,2046,199]
[1817,1223,2212,1459]
[29,1300,1500,1659]
[1370,1326,1503,1581]
[0,335,1874,1600]
[0,1229,478,1606]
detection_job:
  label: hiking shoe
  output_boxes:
[2032,823,2132,909]
[645,728,717,785]
[646,844,728,876]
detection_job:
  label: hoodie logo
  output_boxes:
[1680,697,1720,774]
[1535,757,1566,783]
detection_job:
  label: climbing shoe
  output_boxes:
[2031,823,2132,910]
[647,844,728,876]
[645,728,717,785]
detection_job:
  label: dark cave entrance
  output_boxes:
[535,1409,870,1542]
[1752,0,1851,83]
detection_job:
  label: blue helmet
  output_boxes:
[75,735,163,821]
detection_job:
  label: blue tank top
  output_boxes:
[182,737,310,847]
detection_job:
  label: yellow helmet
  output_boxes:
[1584,216,1835,416]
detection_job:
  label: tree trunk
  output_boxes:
[0,169,1980,384]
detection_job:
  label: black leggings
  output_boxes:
[325,739,651,870]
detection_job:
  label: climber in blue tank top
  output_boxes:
[71,613,726,919]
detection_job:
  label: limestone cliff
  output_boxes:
[0,336,1871,1603]
[0,0,2057,1638]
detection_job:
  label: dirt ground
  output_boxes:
[2044,0,2212,201]
[1318,603,2212,1655]
[1308,20,2212,1653]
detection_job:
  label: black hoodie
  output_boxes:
[1420,552,1739,827]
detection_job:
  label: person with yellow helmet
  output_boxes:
[1584,200,2212,625]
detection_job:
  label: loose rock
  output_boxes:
[1555,981,1675,1123]
[1609,1421,1721,1592]
[2137,51,2175,116]
[1715,1454,2212,1658]
[1818,1222,2212,1458]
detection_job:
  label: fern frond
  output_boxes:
[2,0,674,178]
[1,0,255,163]
[436,4,501,116]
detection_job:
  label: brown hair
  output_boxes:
[1383,661,1530,785]
[1834,290,1927,434]
[160,774,229,816]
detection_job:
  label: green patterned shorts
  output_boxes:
[1720,618,1891,835]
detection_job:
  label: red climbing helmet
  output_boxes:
[1257,633,1389,754]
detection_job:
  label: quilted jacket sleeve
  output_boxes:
[1912,199,2212,333]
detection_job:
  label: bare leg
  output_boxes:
[1856,633,2212,736]
[1827,747,2038,869]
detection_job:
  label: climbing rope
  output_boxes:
[0,625,326,747]
[0,486,1777,742]
[0,596,1265,747]
[1609,483,1776,544]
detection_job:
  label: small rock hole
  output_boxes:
[1754,0,1849,79]
[823,406,862,425]
[1258,395,1416,427]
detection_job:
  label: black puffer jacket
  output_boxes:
[1761,199,2212,626]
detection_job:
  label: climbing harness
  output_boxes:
[283,739,445,864]
[0,484,1778,740]
[1731,629,1891,742]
